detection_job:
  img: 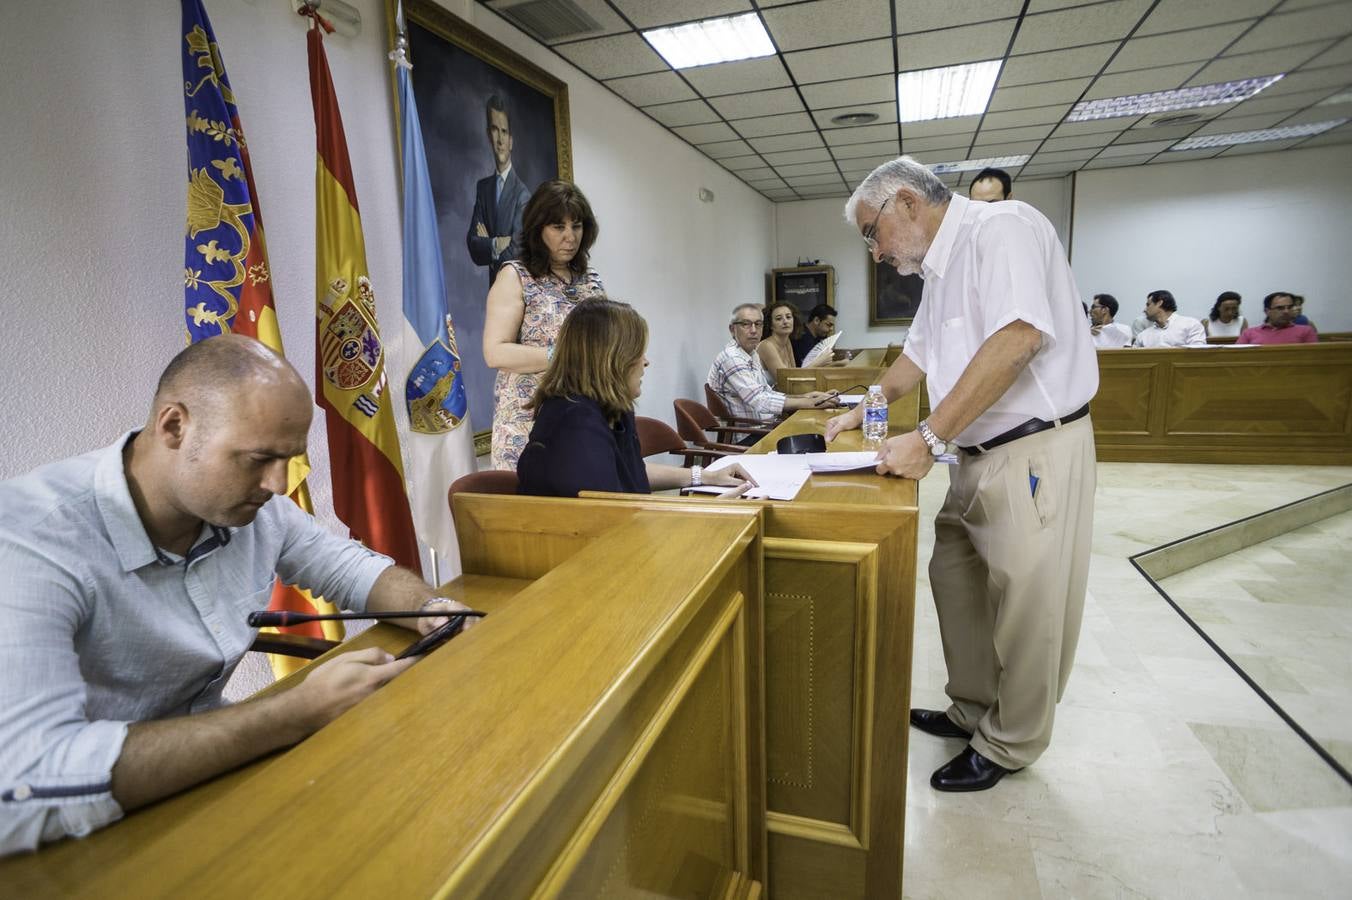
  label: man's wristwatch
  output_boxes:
[916,419,952,458]
[690,464,703,486]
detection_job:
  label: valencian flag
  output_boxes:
[392,21,475,573]
[180,0,343,677]
[305,12,422,573]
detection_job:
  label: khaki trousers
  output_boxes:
[929,415,1096,769]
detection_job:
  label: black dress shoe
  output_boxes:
[930,746,1022,792]
[909,708,973,740]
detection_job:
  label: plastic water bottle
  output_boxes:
[863,385,888,447]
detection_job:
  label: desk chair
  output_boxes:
[449,469,519,499]
[673,399,767,452]
[636,416,731,467]
[704,384,780,429]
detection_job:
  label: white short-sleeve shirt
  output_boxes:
[902,195,1099,446]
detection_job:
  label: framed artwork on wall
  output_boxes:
[770,265,835,314]
[869,253,924,325]
[390,0,572,454]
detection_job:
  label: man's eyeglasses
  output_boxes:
[732,319,762,330]
[862,196,892,252]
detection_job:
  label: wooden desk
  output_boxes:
[1092,342,1352,464]
[577,398,922,898]
[2,511,766,899]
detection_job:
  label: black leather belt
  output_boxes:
[959,404,1090,456]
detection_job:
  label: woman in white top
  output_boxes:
[756,301,799,382]
[1204,291,1248,338]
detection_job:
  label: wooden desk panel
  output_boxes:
[1093,343,1352,464]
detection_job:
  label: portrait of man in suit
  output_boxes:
[466,95,530,284]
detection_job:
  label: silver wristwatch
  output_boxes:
[916,419,951,458]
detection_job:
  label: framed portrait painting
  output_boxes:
[390,0,571,454]
[868,254,924,326]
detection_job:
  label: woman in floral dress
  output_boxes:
[483,180,605,470]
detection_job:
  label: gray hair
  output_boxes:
[843,155,952,224]
[729,302,761,324]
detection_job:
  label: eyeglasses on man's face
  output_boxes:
[862,196,892,252]
[732,319,763,330]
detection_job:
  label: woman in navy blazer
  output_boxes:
[517,298,754,498]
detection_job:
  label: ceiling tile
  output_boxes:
[555,33,668,80]
[1037,132,1114,153]
[494,0,631,43]
[1218,138,1306,154]
[1283,101,1352,123]
[988,78,1093,112]
[893,0,1024,32]
[810,100,898,130]
[782,39,895,84]
[1226,6,1352,56]
[1013,0,1154,55]
[1293,126,1352,146]
[1191,111,1289,132]
[1219,86,1341,115]
[1114,124,1200,142]
[734,112,819,137]
[897,20,1016,71]
[1189,43,1333,84]
[735,166,778,180]
[709,88,805,119]
[1136,0,1277,36]
[974,122,1057,142]
[900,132,976,152]
[1017,162,1082,177]
[1030,147,1099,164]
[1082,153,1157,168]
[832,139,903,160]
[1306,35,1352,68]
[799,190,850,199]
[672,121,740,143]
[1000,44,1118,85]
[909,146,977,165]
[1106,22,1252,73]
[1051,116,1139,136]
[1097,139,1177,156]
[762,147,834,165]
[1263,65,1352,97]
[762,189,800,201]
[900,114,983,137]
[761,0,894,52]
[1082,63,1203,100]
[968,139,1045,157]
[699,139,755,159]
[749,131,828,153]
[823,122,903,145]
[606,71,697,106]
[833,153,902,172]
[784,167,846,181]
[644,99,721,127]
[979,103,1073,130]
[1150,147,1224,162]
[608,0,752,29]
[801,75,897,110]
[681,56,792,96]
[723,154,771,170]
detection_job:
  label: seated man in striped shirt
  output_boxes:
[706,303,837,433]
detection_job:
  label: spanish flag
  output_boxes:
[180,0,342,678]
[306,16,422,573]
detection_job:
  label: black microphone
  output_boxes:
[247,608,486,628]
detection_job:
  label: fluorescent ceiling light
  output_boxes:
[1067,75,1283,122]
[1170,118,1349,150]
[641,13,774,70]
[928,155,1030,174]
[898,60,1001,122]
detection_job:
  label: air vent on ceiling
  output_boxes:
[498,0,604,43]
[1149,112,1210,127]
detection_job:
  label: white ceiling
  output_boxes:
[482,0,1352,200]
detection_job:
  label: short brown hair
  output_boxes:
[764,300,802,339]
[518,180,599,279]
[527,296,647,423]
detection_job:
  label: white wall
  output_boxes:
[1071,144,1352,331]
[773,175,1071,347]
[0,0,772,514]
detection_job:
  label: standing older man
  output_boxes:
[0,335,469,853]
[826,157,1098,791]
[707,302,836,426]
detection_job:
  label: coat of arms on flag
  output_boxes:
[406,315,469,435]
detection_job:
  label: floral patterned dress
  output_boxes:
[490,260,606,470]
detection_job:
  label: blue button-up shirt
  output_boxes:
[0,432,393,853]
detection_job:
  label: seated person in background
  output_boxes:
[1089,293,1132,348]
[518,297,754,498]
[791,303,838,365]
[1204,291,1247,338]
[1291,294,1317,330]
[1237,292,1319,345]
[969,166,1013,202]
[1133,290,1206,348]
[0,335,466,855]
[757,301,800,381]
[707,303,837,426]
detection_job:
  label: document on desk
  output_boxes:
[706,454,813,500]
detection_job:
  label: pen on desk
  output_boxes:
[247,609,487,628]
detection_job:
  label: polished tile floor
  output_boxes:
[902,463,1352,899]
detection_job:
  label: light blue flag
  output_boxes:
[395,47,475,572]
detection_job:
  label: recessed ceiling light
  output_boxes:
[897,60,1001,123]
[1067,74,1283,122]
[830,111,880,126]
[928,155,1030,174]
[641,12,775,70]
[1170,118,1349,150]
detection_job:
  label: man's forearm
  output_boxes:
[111,690,311,812]
[879,353,926,403]
[927,321,1042,441]
[365,565,437,628]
